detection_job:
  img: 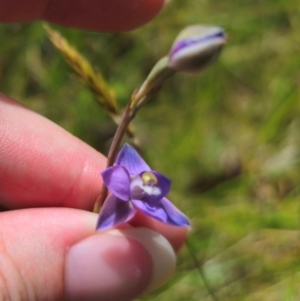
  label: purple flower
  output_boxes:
[96,144,190,230]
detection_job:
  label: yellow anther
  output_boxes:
[142,172,158,186]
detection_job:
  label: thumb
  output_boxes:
[0,208,176,301]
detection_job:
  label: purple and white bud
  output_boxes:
[168,25,226,74]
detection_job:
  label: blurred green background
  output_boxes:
[1,0,300,300]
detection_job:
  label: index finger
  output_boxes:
[0,0,166,32]
[0,93,106,210]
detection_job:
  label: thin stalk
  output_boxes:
[93,103,133,212]
[185,238,219,301]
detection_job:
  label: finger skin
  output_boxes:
[0,93,106,210]
[0,208,185,301]
[0,0,165,32]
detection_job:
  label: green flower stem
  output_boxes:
[130,57,175,110]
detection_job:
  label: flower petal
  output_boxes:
[160,197,190,227]
[101,166,130,201]
[96,195,136,231]
[132,199,169,223]
[116,144,150,175]
[132,197,190,226]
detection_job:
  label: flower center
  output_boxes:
[141,172,158,186]
[130,172,161,200]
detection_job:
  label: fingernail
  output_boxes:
[65,228,176,301]
[108,228,176,295]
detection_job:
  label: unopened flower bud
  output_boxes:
[168,25,226,74]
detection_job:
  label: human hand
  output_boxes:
[0,1,188,300]
[0,0,167,31]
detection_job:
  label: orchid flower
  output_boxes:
[96,144,190,230]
